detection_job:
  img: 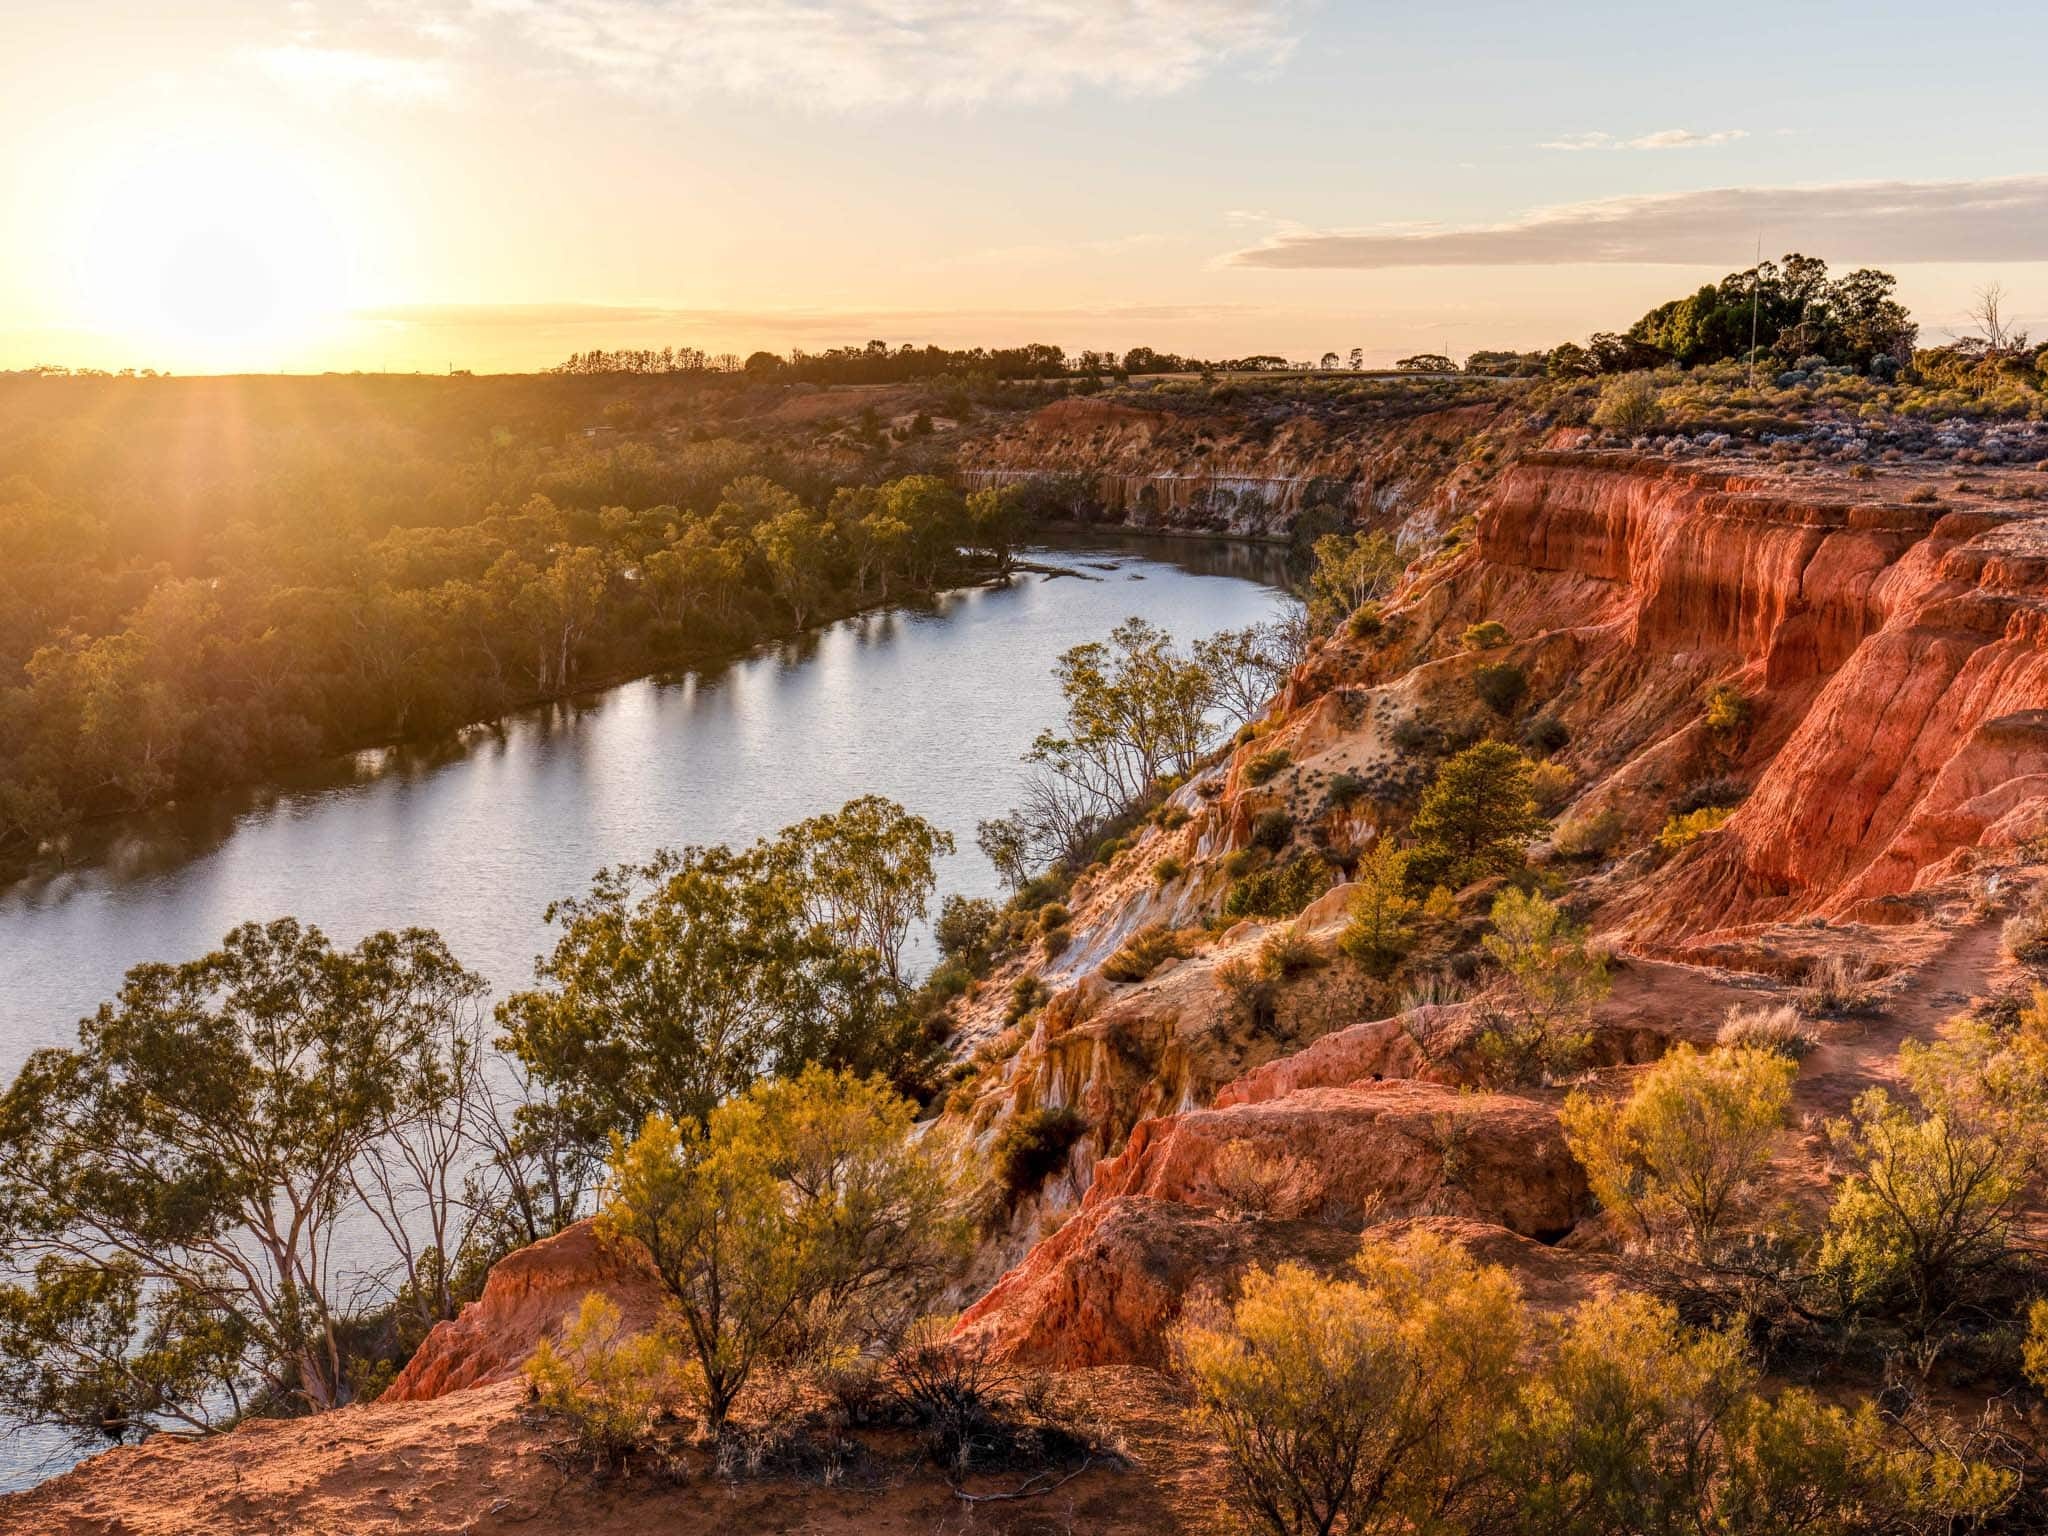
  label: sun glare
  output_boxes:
[60,131,360,370]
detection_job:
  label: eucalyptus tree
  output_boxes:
[0,919,494,1435]
[498,797,952,1150]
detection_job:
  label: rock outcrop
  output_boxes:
[1387,455,2048,945]
[1092,1081,1584,1236]
[382,1220,665,1403]
[949,447,2048,1380]
[960,395,1514,539]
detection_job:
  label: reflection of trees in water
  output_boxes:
[1033,528,1292,590]
[0,534,1284,904]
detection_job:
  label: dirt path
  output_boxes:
[1796,919,2008,1121]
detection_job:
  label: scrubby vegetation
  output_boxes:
[598,1067,963,1436]
[990,1106,1090,1204]
[1102,923,1190,982]
[1717,1002,1821,1060]
[1209,1138,1323,1221]
[1177,1230,2015,1536]
[1562,1044,1795,1263]
[1471,889,1608,1085]
[526,1294,683,1471]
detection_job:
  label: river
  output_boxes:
[0,530,1290,1491]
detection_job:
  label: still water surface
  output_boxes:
[0,532,1288,1490]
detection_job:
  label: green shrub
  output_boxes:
[1251,809,1294,852]
[1657,806,1733,851]
[1103,923,1189,982]
[1703,683,1753,738]
[1593,372,1665,433]
[1036,902,1071,934]
[1094,836,1130,863]
[934,894,1001,971]
[1153,855,1186,885]
[1244,748,1292,786]
[1005,974,1050,1025]
[1156,804,1192,831]
[1338,842,1415,977]
[924,958,974,1000]
[1325,772,1369,808]
[1522,713,1569,756]
[1461,620,1510,650]
[525,1293,681,1470]
[1258,927,1325,980]
[1016,874,1067,910]
[1552,808,1624,860]
[1473,662,1528,717]
[1114,925,1196,987]
[1473,888,1608,1085]
[991,1107,1088,1202]
[1223,856,1331,920]
[1389,715,1433,754]
[1041,924,1071,958]
[1215,956,1279,1034]
[1560,1044,1795,1261]
[1670,775,1746,816]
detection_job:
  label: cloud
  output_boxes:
[1630,128,1747,150]
[1226,175,2048,269]
[254,43,453,100]
[446,0,1297,108]
[1539,127,1748,151]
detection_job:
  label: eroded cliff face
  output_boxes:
[946,447,2048,1370]
[382,1220,665,1403]
[958,395,1518,539]
[1382,454,2048,946]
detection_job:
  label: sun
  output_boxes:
[60,129,360,370]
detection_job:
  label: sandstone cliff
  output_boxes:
[945,447,2048,1371]
[959,393,1519,539]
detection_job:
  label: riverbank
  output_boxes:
[0,532,1293,1493]
[0,554,1022,886]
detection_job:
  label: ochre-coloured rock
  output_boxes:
[381,1219,666,1403]
[954,1196,1361,1368]
[953,1197,1626,1370]
[1395,455,2048,944]
[1092,1080,1586,1236]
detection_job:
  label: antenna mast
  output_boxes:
[1747,233,1762,390]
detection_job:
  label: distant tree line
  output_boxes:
[552,340,1223,383]
[0,380,1029,857]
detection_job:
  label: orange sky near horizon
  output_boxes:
[4,1,2045,376]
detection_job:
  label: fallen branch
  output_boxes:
[951,1458,1097,1504]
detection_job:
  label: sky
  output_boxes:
[4,0,2047,374]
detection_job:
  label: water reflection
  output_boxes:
[0,532,1290,1077]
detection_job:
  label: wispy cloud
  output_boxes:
[444,0,1297,108]
[254,42,453,100]
[1226,175,2048,269]
[1539,127,1748,152]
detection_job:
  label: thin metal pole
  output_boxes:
[1748,234,1762,390]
